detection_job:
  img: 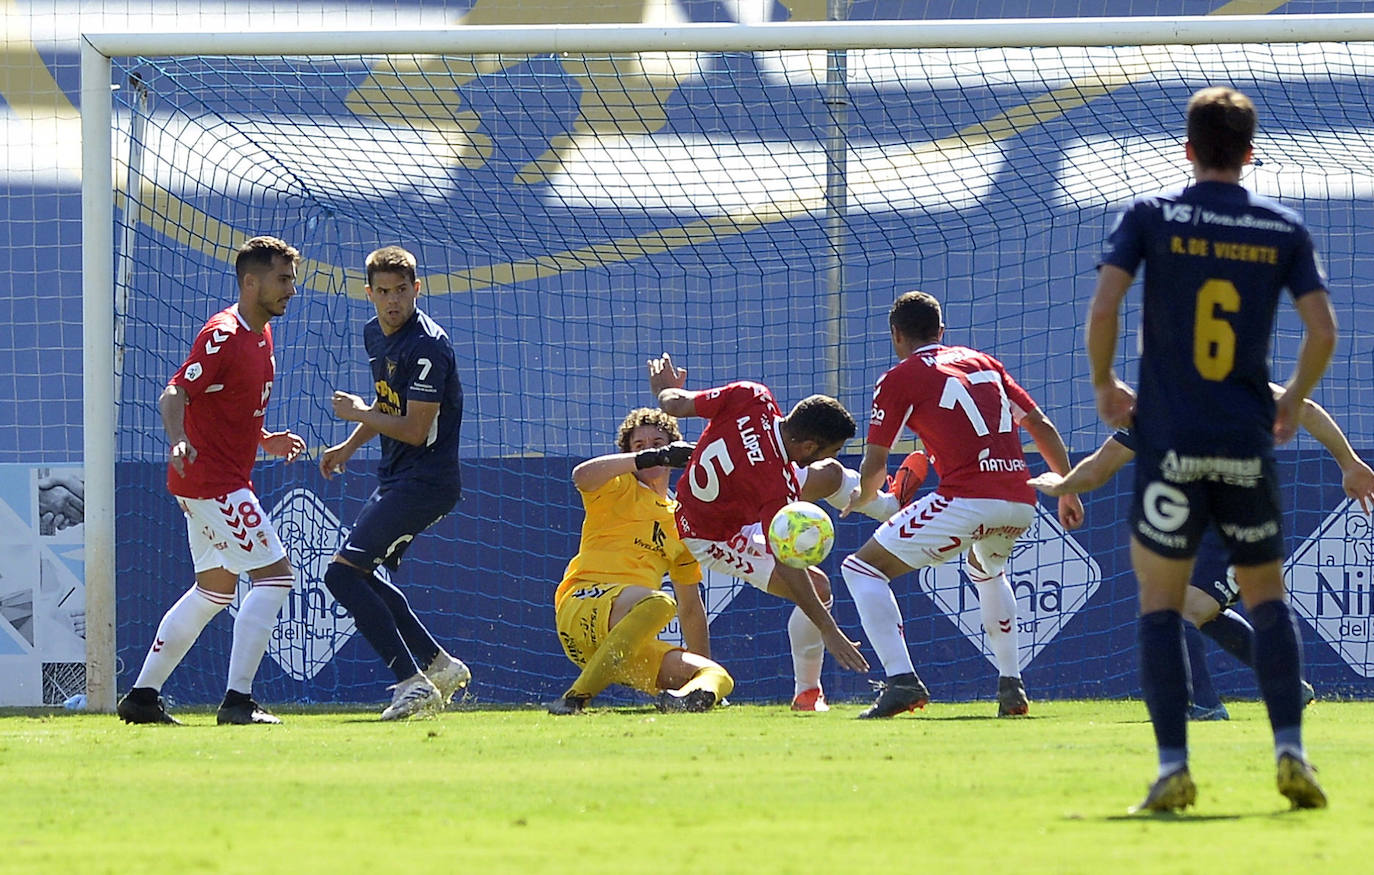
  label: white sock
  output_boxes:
[133,585,232,690]
[974,571,1021,678]
[788,598,830,695]
[226,576,293,695]
[840,555,915,676]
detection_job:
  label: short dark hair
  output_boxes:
[235,236,299,285]
[889,290,942,343]
[617,407,682,452]
[1186,87,1256,172]
[784,395,855,447]
[366,245,419,287]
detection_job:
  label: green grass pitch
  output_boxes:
[3,699,1371,873]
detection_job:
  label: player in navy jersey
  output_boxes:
[319,246,471,721]
[1087,87,1338,812]
[118,236,306,726]
[1029,391,1373,719]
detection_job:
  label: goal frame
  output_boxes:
[80,12,1374,710]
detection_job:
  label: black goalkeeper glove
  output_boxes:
[634,441,696,470]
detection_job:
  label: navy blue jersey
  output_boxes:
[364,308,463,489]
[1100,181,1326,458]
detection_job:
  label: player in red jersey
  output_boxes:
[649,354,870,698]
[118,237,307,727]
[839,291,1083,718]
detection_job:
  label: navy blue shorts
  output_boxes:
[1189,530,1241,609]
[1130,448,1283,566]
[338,482,459,572]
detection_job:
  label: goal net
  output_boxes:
[84,16,1374,708]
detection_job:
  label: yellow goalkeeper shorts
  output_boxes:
[555,583,679,694]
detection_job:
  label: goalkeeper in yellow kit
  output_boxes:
[547,408,734,715]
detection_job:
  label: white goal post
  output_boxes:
[80,13,1374,711]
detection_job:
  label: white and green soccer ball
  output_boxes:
[767,501,835,569]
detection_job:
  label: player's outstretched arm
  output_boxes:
[1296,395,1374,513]
[571,443,694,492]
[1276,290,1338,444]
[1028,436,1134,497]
[1086,265,1137,429]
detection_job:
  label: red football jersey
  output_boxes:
[165,306,274,499]
[674,382,800,544]
[868,343,1037,504]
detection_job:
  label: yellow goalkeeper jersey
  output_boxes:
[554,473,701,611]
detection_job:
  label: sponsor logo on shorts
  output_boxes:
[572,585,614,600]
[1135,521,1188,550]
[1219,520,1279,543]
[1142,481,1190,532]
[1160,451,1262,487]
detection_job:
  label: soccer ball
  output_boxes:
[767,501,836,569]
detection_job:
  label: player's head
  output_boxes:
[618,407,681,485]
[366,245,419,287]
[889,291,943,349]
[617,407,681,453]
[1185,86,1256,173]
[235,236,299,321]
[781,394,855,465]
[365,246,422,335]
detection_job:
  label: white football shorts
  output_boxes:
[874,493,1035,579]
[177,487,288,575]
[683,522,776,592]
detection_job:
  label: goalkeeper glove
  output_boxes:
[635,441,696,469]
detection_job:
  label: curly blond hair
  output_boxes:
[617,407,681,452]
